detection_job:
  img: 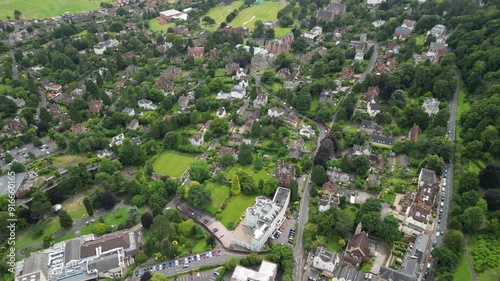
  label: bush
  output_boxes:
[32,227,44,238]
[135,252,148,264]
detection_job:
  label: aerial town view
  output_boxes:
[0,0,499,281]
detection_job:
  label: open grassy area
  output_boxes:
[453,255,472,281]
[415,34,425,48]
[53,155,88,169]
[220,194,257,228]
[477,268,500,281]
[325,231,342,253]
[225,165,273,185]
[381,192,396,204]
[192,239,210,254]
[0,0,112,19]
[153,151,197,178]
[203,1,283,32]
[80,206,145,235]
[148,18,174,32]
[307,96,319,115]
[204,182,230,214]
[18,218,60,250]
[274,27,293,38]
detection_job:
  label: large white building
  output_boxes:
[231,260,277,281]
[231,187,290,251]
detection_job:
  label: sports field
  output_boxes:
[0,0,112,19]
[153,151,196,178]
[203,0,284,31]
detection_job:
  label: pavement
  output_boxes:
[0,136,59,170]
[271,216,296,245]
[424,75,460,281]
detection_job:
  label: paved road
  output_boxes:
[424,75,460,281]
[132,249,247,281]
[333,41,380,121]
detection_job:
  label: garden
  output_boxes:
[469,234,500,281]
[218,194,257,229]
[204,181,231,215]
[153,151,197,178]
[80,206,145,235]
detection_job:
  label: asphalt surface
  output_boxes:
[424,75,460,281]
[132,249,247,281]
[0,136,58,170]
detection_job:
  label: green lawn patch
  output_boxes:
[0,0,112,19]
[477,267,500,281]
[148,18,174,32]
[68,203,88,220]
[274,27,293,38]
[80,207,145,235]
[203,1,283,32]
[17,218,60,250]
[205,182,230,214]
[192,239,210,254]
[468,159,485,174]
[415,34,425,48]
[345,205,357,222]
[0,84,13,92]
[53,155,88,169]
[55,233,76,243]
[307,96,319,115]
[225,165,273,185]
[453,255,472,281]
[153,151,197,178]
[381,192,396,204]
[325,231,342,253]
[220,194,257,229]
[215,69,227,77]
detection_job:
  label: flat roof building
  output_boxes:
[231,260,277,281]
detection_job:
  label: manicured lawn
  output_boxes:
[225,165,273,186]
[153,151,197,178]
[68,203,87,220]
[220,194,257,228]
[325,231,342,253]
[0,0,112,19]
[274,27,293,38]
[55,233,76,243]
[80,207,145,235]
[53,155,88,169]
[148,18,174,32]
[381,192,396,204]
[192,239,210,254]
[307,96,319,115]
[18,218,60,249]
[468,159,485,174]
[345,205,357,222]
[453,255,472,281]
[415,34,425,48]
[203,1,283,32]
[205,182,230,213]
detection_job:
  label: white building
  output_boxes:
[230,85,246,99]
[93,39,119,55]
[303,26,323,40]
[422,97,440,116]
[367,101,381,117]
[299,125,315,138]
[312,247,340,277]
[109,133,125,147]
[137,99,157,110]
[231,260,277,281]
[231,187,290,252]
[190,132,204,146]
[367,0,386,5]
[267,107,284,118]
[253,94,268,108]
[216,107,226,118]
[122,107,135,116]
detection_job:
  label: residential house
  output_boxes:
[319,182,340,212]
[229,134,243,147]
[48,103,61,118]
[288,147,301,159]
[408,124,422,141]
[264,32,294,54]
[303,26,323,41]
[330,266,365,281]
[225,62,240,73]
[327,168,356,184]
[342,223,371,270]
[230,85,246,99]
[173,25,189,36]
[209,48,221,60]
[123,65,138,78]
[398,154,410,170]
[365,174,380,186]
[122,107,135,116]
[6,96,26,108]
[393,26,413,40]
[126,119,139,130]
[187,46,204,57]
[93,39,120,55]
[216,107,226,118]
[369,135,394,147]
[365,86,380,100]
[402,19,417,30]
[109,133,125,147]
[190,132,204,146]
[352,145,372,157]
[268,107,285,118]
[137,99,157,110]
[299,125,315,138]
[283,114,299,128]
[162,65,182,80]
[418,168,438,186]
[97,149,113,158]
[311,247,340,278]
[218,146,238,159]
[71,124,87,135]
[427,24,446,41]
[253,94,268,108]
[88,99,104,114]
[291,138,306,152]
[131,137,141,146]
[319,90,333,104]
[323,182,338,195]
[316,2,346,21]
[178,95,189,111]
[422,97,440,116]
[340,67,354,80]
[366,100,381,117]
[220,26,249,37]
[263,21,276,30]
[272,161,296,188]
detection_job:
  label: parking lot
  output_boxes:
[134,250,228,280]
[272,215,296,246]
[0,136,58,170]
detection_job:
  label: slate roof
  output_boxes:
[370,135,394,146]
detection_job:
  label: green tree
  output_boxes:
[352,156,370,177]
[59,210,73,228]
[141,212,154,229]
[94,223,107,235]
[10,162,26,173]
[458,171,480,193]
[39,107,52,122]
[163,131,179,149]
[126,206,139,227]
[43,235,54,248]
[253,156,264,171]
[443,230,465,255]
[288,179,300,202]
[135,252,148,264]
[221,152,236,167]
[301,155,313,172]
[30,190,51,221]
[379,215,402,243]
[231,174,241,195]
[225,257,240,270]
[187,185,211,208]
[118,142,146,166]
[311,165,328,186]
[210,118,229,136]
[263,178,279,196]
[177,219,195,237]
[238,143,254,165]
[461,206,485,234]
[189,160,210,183]
[151,272,168,281]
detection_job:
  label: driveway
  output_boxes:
[369,239,389,274]
[177,202,234,248]
[337,188,379,204]
[272,216,296,246]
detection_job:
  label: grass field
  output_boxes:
[153,151,196,178]
[453,255,472,281]
[0,0,112,19]
[220,194,256,228]
[203,0,283,32]
[148,18,174,32]
[205,182,230,213]
[80,206,145,235]
[225,165,273,185]
[53,155,88,169]
[18,218,60,250]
